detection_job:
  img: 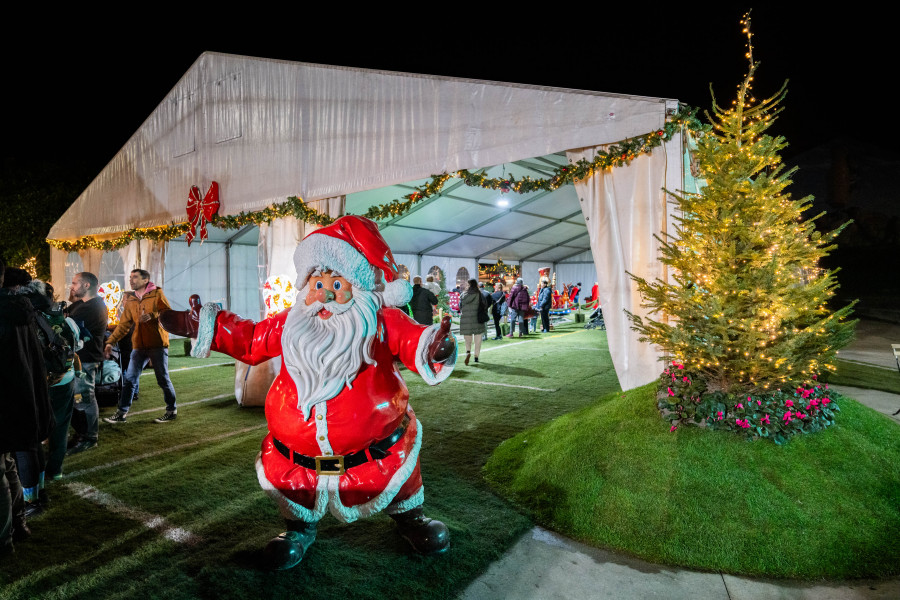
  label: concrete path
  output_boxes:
[460,318,900,599]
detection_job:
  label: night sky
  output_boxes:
[4,7,885,172]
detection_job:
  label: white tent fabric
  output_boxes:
[48,52,669,241]
[568,134,682,390]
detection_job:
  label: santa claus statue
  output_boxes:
[160,215,457,569]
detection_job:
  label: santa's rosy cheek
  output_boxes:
[335,289,353,304]
[305,288,318,305]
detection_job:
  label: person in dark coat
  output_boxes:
[490,282,507,339]
[538,278,553,333]
[459,279,487,364]
[507,278,531,338]
[409,276,438,325]
[0,260,52,554]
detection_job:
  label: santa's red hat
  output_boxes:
[293,215,413,307]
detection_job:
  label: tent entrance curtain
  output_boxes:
[567,136,680,390]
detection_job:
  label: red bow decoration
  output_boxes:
[186,181,220,246]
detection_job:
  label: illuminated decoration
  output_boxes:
[185,181,220,246]
[20,256,38,278]
[262,274,296,318]
[97,280,124,326]
[478,259,518,280]
[627,13,855,401]
[46,106,704,252]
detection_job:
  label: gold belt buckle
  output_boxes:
[315,455,345,475]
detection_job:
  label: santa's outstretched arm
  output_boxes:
[160,295,285,364]
[382,309,457,384]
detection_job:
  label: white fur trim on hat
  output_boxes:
[293,233,376,292]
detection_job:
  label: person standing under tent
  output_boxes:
[490,282,506,339]
[65,272,107,454]
[409,276,438,326]
[459,279,487,364]
[538,278,552,333]
[102,269,178,424]
[506,278,530,338]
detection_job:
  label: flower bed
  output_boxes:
[658,361,842,444]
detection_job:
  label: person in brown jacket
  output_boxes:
[102,269,178,424]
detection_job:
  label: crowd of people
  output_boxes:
[1,260,177,555]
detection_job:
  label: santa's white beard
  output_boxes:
[281,285,383,420]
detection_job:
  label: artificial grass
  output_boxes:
[483,383,900,579]
[827,358,900,394]
[1,321,618,599]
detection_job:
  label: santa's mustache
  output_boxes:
[301,297,356,316]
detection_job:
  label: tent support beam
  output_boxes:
[475,209,583,262]
[518,232,590,262]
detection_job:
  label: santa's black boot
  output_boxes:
[389,507,450,554]
[263,519,317,570]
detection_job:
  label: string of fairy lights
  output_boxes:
[46,106,705,253]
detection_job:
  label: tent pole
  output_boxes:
[225,241,232,311]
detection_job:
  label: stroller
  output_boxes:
[94,331,127,407]
[584,307,606,330]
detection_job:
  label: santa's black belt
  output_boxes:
[272,414,411,476]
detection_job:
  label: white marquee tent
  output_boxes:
[48,52,686,390]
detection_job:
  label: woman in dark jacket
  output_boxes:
[507,278,531,338]
[458,279,486,365]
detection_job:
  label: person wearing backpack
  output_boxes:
[65,272,107,454]
[24,281,83,483]
[490,282,507,340]
[459,279,487,365]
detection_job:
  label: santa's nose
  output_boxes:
[316,288,335,304]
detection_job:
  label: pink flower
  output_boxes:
[670,425,678,432]
[667,387,675,397]
[812,374,818,380]
[761,414,770,425]
[735,419,750,429]
[683,376,691,383]
[783,412,793,423]
[736,403,744,409]
[822,397,831,405]
[785,399,794,407]
[809,398,819,407]
[757,400,762,406]
[716,411,724,421]
[801,389,813,399]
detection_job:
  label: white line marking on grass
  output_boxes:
[448,379,557,392]
[571,347,603,351]
[126,393,234,416]
[66,424,268,478]
[140,361,234,377]
[64,481,197,543]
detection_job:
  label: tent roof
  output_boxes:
[49,52,676,244]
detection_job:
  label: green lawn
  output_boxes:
[2,321,618,600]
[483,383,900,579]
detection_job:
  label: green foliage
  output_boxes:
[484,383,900,579]
[0,157,92,279]
[659,361,842,444]
[628,33,856,398]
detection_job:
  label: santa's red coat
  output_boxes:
[209,306,442,519]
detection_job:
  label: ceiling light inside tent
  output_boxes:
[497,197,509,207]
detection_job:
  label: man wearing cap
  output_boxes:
[160,215,457,570]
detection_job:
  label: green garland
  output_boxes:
[358,105,705,221]
[47,106,704,252]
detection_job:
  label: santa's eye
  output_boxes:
[333,281,342,290]
[315,281,323,289]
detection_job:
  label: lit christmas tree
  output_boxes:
[628,14,856,401]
